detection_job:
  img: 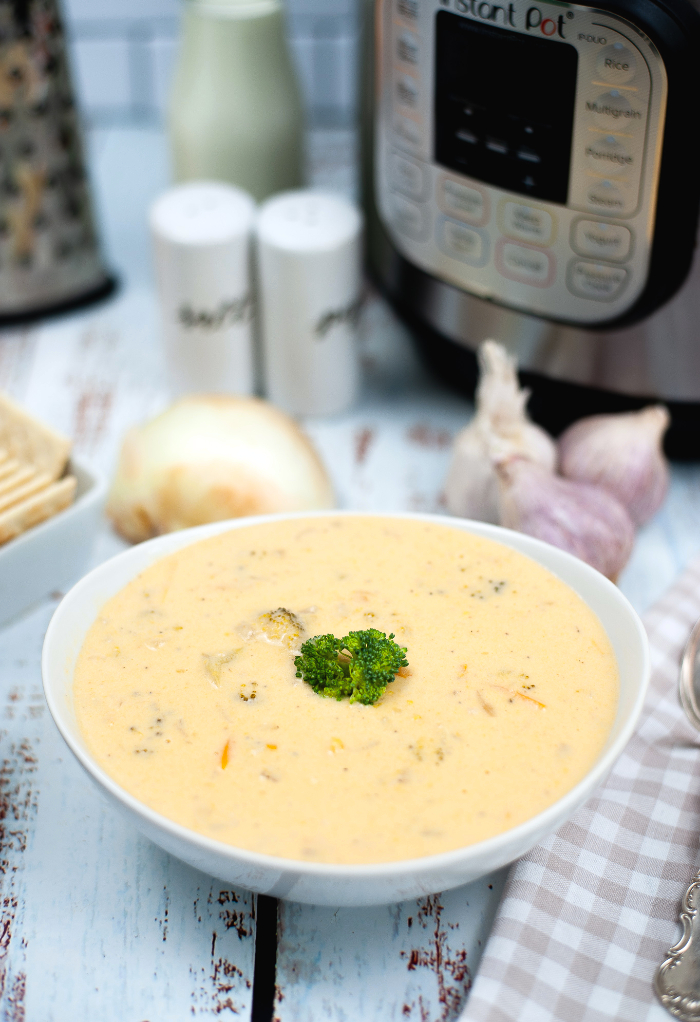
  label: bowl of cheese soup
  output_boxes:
[42,512,649,907]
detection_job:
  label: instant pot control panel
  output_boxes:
[374,0,669,325]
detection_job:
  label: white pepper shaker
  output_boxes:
[150,181,256,397]
[256,190,362,416]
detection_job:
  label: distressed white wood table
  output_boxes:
[0,127,699,1021]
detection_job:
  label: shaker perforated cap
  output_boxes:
[256,190,362,254]
[190,0,281,16]
[149,181,256,247]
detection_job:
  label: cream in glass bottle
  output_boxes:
[168,0,304,202]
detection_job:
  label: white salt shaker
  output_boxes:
[256,190,362,416]
[150,181,256,397]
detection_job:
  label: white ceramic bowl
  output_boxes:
[42,511,649,907]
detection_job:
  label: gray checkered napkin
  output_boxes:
[460,555,700,1022]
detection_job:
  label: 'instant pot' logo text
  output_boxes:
[451,0,570,37]
[454,0,516,27]
[525,6,567,37]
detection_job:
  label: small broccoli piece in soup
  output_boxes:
[294,628,408,705]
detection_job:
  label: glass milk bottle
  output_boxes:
[168,0,304,202]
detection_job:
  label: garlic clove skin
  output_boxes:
[444,418,502,524]
[107,395,335,543]
[497,457,635,582]
[558,405,670,526]
[445,340,556,522]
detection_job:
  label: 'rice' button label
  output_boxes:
[596,43,637,85]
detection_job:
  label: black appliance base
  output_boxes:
[394,297,700,461]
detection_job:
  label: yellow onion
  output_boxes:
[107,395,334,543]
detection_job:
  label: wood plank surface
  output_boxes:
[274,873,508,1022]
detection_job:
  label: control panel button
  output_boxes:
[396,0,418,19]
[585,179,627,215]
[439,177,488,225]
[572,220,632,261]
[389,194,429,241]
[501,201,555,246]
[390,152,427,200]
[596,43,637,85]
[397,30,419,64]
[393,117,421,150]
[438,218,488,265]
[587,90,644,132]
[496,240,554,287]
[396,75,419,109]
[568,260,628,300]
[585,136,634,176]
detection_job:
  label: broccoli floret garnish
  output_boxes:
[294,628,408,705]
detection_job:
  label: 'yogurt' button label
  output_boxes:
[572,220,632,261]
[568,260,628,300]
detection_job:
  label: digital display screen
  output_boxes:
[434,12,578,203]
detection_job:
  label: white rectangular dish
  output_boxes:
[0,458,107,628]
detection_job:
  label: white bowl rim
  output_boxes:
[42,509,651,881]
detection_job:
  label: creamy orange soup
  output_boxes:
[73,516,618,864]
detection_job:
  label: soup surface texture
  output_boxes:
[74,516,618,864]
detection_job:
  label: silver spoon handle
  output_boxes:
[656,872,700,1018]
[679,618,700,733]
[655,619,700,1018]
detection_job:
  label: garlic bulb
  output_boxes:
[558,405,670,526]
[107,395,335,543]
[497,457,635,581]
[445,340,556,522]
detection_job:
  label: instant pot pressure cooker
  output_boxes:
[364,0,700,455]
